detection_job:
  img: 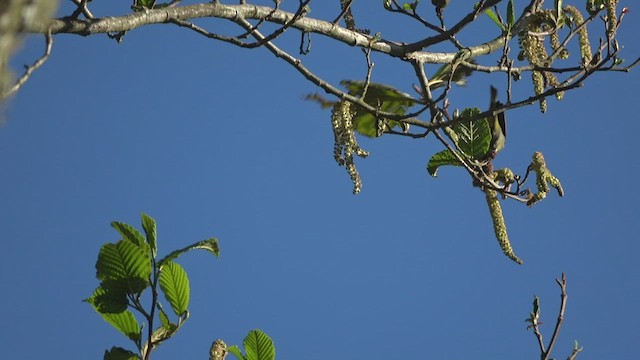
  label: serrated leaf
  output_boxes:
[454,108,491,159]
[342,80,417,106]
[158,238,220,266]
[91,305,141,342]
[352,114,377,137]
[140,213,157,258]
[507,0,516,29]
[158,305,171,329]
[484,8,506,31]
[427,149,462,177]
[104,347,139,360]
[340,80,418,138]
[111,221,147,248]
[159,261,190,316]
[149,325,173,345]
[95,240,151,294]
[85,286,128,314]
[244,329,275,360]
[228,345,246,360]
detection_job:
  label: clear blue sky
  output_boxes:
[1,1,638,359]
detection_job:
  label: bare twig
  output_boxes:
[543,273,568,360]
[2,29,53,101]
[68,0,95,19]
[384,0,445,34]
[528,273,570,360]
[232,16,432,129]
[168,18,247,46]
[333,0,354,27]
[403,0,502,52]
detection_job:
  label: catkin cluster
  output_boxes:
[564,5,593,64]
[485,183,523,265]
[517,10,567,112]
[331,100,369,194]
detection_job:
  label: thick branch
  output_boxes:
[28,3,512,64]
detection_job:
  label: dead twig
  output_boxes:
[2,29,53,101]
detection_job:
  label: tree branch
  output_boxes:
[1,29,53,101]
[27,3,523,65]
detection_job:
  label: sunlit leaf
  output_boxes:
[453,108,491,159]
[244,329,275,360]
[85,286,128,314]
[341,80,416,105]
[507,0,516,29]
[111,221,147,248]
[340,80,418,137]
[95,240,151,294]
[159,261,190,316]
[140,213,157,258]
[88,302,141,342]
[484,8,506,31]
[158,238,220,266]
[228,345,246,360]
[104,346,139,360]
[158,305,172,330]
[426,149,461,177]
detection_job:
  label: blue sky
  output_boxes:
[1,1,639,359]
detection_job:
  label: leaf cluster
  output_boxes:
[85,213,219,360]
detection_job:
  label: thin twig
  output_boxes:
[68,0,95,19]
[232,16,432,129]
[543,273,568,360]
[2,29,53,101]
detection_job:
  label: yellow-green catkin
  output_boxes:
[331,100,369,194]
[518,15,553,113]
[532,71,547,112]
[485,186,523,264]
[564,5,592,64]
[550,30,569,60]
[604,0,619,38]
[527,151,564,205]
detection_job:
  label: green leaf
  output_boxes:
[244,329,275,360]
[159,261,190,316]
[149,326,173,346]
[342,80,417,105]
[484,8,506,31]
[507,0,516,29]
[104,347,139,360]
[136,0,156,8]
[95,240,151,294]
[554,0,563,20]
[111,221,147,248]
[158,305,172,329]
[88,299,141,342]
[158,238,220,266]
[426,149,461,177]
[141,306,181,356]
[453,108,491,159]
[340,80,418,138]
[228,345,246,360]
[85,286,128,314]
[140,213,157,258]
